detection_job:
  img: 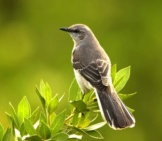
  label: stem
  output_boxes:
[65,113,75,122]
[46,109,51,125]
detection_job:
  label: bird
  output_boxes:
[60,24,135,130]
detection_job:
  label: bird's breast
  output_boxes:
[74,69,93,94]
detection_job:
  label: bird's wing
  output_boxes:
[96,59,110,86]
[73,59,110,90]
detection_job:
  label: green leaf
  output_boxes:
[25,135,42,141]
[111,64,117,83]
[83,122,106,131]
[9,102,19,128]
[76,113,85,128]
[39,121,51,139]
[118,92,137,100]
[51,111,66,135]
[89,113,98,123]
[0,124,4,140]
[44,82,52,106]
[36,87,46,111]
[51,132,69,141]
[72,127,103,139]
[59,93,65,102]
[40,113,47,124]
[80,119,91,129]
[50,113,57,124]
[71,112,79,126]
[17,137,22,141]
[69,79,81,102]
[127,106,135,113]
[2,128,11,141]
[36,80,53,110]
[30,107,40,124]
[39,80,46,96]
[83,91,94,103]
[85,130,103,139]
[48,94,59,115]
[114,66,131,93]
[5,112,12,124]
[78,111,91,128]
[24,118,36,135]
[18,97,31,125]
[70,100,87,112]
[38,80,52,106]
[87,101,99,111]
[20,123,26,137]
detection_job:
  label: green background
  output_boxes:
[0,0,162,140]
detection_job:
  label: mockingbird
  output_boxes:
[60,24,135,129]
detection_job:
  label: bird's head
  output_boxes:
[60,24,95,45]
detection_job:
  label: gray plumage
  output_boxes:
[60,24,135,129]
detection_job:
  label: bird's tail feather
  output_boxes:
[95,87,135,130]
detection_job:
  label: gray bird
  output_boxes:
[60,24,135,129]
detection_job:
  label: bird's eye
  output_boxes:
[73,29,80,33]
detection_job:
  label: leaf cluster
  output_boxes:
[0,65,135,141]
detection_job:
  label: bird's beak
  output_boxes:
[60,27,70,32]
[60,27,76,33]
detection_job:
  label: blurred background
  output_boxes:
[0,0,162,140]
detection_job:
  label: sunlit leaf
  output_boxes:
[9,102,19,128]
[18,97,31,125]
[51,111,66,135]
[20,123,26,137]
[39,80,46,97]
[76,113,88,128]
[48,94,59,115]
[71,112,79,126]
[5,112,12,125]
[44,82,52,106]
[89,113,98,123]
[50,113,57,125]
[127,106,135,113]
[111,64,117,83]
[83,90,94,103]
[39,121,51,139]
[83,122,106,131]
[39,113,47,124]
[69,79,82,102]
[24,118,36,135]
[87,101,99,111]
[119,92,137,100]
[79,111,91,128]
[37,81,54,110]
[114,66,131,93]
[30,107,40,124]
[51,132,69,141]
[85,130,103,139]
[2,128,11,141]
[76,113,84,128]
[80,119,91,128]
[75,112,92,128]
[36,87,46,111]
[72,127,103,139]
[59,93,65,102]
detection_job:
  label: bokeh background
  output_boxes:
[0,0,162,140]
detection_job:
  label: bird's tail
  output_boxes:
[95,87,135,130]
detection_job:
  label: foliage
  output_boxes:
[0,65,135,141]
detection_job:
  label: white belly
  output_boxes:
[74,69,93,94]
